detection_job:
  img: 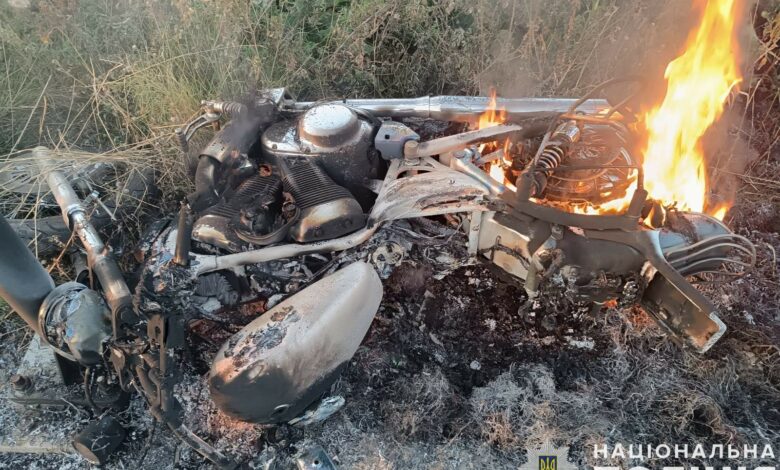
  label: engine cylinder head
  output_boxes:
[261,103,382,211]
[281,157,365,242]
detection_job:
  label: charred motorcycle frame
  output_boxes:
[0,84,755,467]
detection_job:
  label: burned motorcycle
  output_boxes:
[0,84,755,467]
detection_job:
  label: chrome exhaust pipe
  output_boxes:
[288,96,608,123]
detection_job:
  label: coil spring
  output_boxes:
[537,143,566,176]
[217,101,247,118]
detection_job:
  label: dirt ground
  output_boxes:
[0,179,778,470]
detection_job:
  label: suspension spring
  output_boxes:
[529,120,580,196]
[207,100,246,118]
[537,144,566,176]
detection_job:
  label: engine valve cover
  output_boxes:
[209,261,382,424]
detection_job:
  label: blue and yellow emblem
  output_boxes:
[538,455,557,470]
[520,443,574,470]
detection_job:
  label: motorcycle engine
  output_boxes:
[192,104,384,252]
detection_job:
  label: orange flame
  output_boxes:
[711,203,729,220]
[474,1,742,221]
[477,90,514,188]
[641,0,742,219]
[478,90,507,130]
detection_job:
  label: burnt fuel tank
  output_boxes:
[208,261,382,424]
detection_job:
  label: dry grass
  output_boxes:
[0,1,695,153]
[1,0,773,209]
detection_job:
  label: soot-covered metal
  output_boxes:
[0,85,756,468]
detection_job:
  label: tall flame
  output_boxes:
[477,90,513,188]
[475,0,742,220]
[478,90,507,130]
[641,0,742,218]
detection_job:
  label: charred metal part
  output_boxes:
[202,100,248,118]
[189,99,278,212]
[510,168,648,231]
[174,203,194,266]
[298,103,362,147]
[374,120,420,160]
[288,96,609,125]
[477,212,533,280]
[38,282,112,365]
[70,251,90,284]
[262,103,382,210]
[543,124,636,204]
[190,156,220,212]
[34,147,137,337]
[196,226,379,275]
[405,124,524,159]
[296,445,338,470]
[176,105,221,150]
[528,120,581,196]
[72,415,126,465]
[659,212,756,277]
[194,273,241,307]
[193,170,283,252]
[10,374,33,394]
[0,215,55,336]
[209,261,382,424]
[194,156,498,275]
[171,424,237,469]
[175,127,190,154]
[131,225,234,468]
[443,149,507,195]
[582,220,728,353]
[289,396,345,427]
[482,189,744,352]
[280,157,365,242]
[371,241,405,276]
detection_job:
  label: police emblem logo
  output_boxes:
[539,455,557,470]
[520,442,576,470]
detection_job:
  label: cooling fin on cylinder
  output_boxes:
[192,170,283,252]
[208,261,383,424]
[261,103,383,211]
[280,157,365,242]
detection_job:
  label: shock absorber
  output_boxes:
[531,120,580,196]
[203,100,247,118]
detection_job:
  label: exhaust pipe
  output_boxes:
[0,215,54,336]
[289,96,609,124]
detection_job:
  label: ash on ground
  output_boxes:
[1,206,778,469]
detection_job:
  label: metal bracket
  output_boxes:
[374,120,420,160]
